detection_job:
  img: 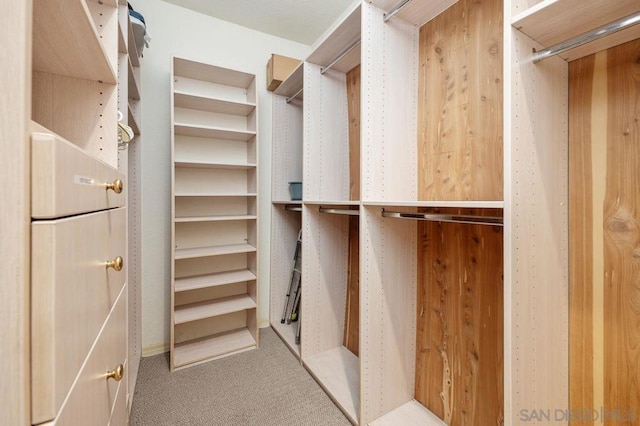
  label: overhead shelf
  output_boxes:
[273,63,303,99]
[128,103,140,135]
[174,215,257,224]
[174,243,257,260]
[174,192,257,198]
[174,91,256,116]
[175,269,257,292]
[174,123,256,141]
[369,0,458,27]
[128,56,141,100]
[174,160,256,170]
[175,294,256,324]
[173,328,256,368]
[118,22,127,54]
[127,16,140,67]
[306,3,361,74]
[512,0,640,61]
[174,57,254,89]
[33,0,117,84]
[363,200,504,209]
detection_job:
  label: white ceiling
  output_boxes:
[161,0,355,45]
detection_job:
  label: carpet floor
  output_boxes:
[130,327,351,426]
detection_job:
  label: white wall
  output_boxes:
[133,0,310,354]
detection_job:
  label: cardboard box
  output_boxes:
[267,54,301,92]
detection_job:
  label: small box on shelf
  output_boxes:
[267,54,301,92]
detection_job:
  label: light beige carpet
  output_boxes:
[130,327,351,425]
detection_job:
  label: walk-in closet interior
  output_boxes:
[3,0,639,425]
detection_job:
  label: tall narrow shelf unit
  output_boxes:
[171,57,259,370]
[270,63,304,357]
[116,0,143,411]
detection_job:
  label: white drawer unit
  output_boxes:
[31,207,126,424]
[42,285,128,426]
[31,127,126,219]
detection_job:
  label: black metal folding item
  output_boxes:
[281,230,302,325]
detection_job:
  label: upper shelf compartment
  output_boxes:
[369,0,458,27]
[33,0,117,84]
[273,63,303,100]
[306,3,361,74]
[512,0,640,61]
[173,57,257,105]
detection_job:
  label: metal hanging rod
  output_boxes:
[533,12,640,63]
[383,0,412,23]
[319,207,360,216]
[285,87,303,104]
[320,39,361,75]
[285,205,302,212]
[381,209,503,226]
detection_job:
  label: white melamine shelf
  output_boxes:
[174,123,256,141]
[175,193,257,198]
[174,161,256,170]
[173,328,256,368]
[304,201,361,206]
[511,0,640,58]
[307,3,361,74]
[118,22,126,54]
[127,16,140,67]
[174,294,256,324]
[370,401,446,426]
[128,57,140,100]
[271,322,300,358]
[305,347,360,424]
[272,201,303,205]
[273,63,303,99]
[173,91,256,116]
[174,57,255,89]
[174,215,257,223]
[33,0,117,84]
[174,243,256,260]
[369,0,457,27]
[175,269,257,292]
[363,200,504,209]
[128,104,140,135]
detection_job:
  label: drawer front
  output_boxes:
[32,208,126,424]
[32,131,126,219]
[46,286,128,426]
[108,369,128,426]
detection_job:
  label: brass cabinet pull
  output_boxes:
[106,364,124,381]
[106,256,124,271]
[105,179,123,194]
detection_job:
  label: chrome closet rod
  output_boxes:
[319,207,360,216]
[381,209,503,226]
[285,88,303,104]
[320,39,361,75]
[383,0,412,23]
[285,205,302,212]
[533,12,640,63]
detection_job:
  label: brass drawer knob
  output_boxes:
[106,179,123,194]
[106,364,124,381]
[106,256,124,271]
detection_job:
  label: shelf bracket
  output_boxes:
[532,12,640,63]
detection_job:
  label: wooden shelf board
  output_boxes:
[272,201,303,205]
[368,0,458,27]
[304,200,360,206]
[127,15,140,67]
[304,347,360,424]
[370,401,446,426]
[174,243,256,260]
[363,200,504,209]
[271,322,300,359]
[173,328,256,368]
[174,123,256,141]
[174,294,256,324]
[175,193,257,198]
[174,160,256,170]
[118,22,127,54]
[128,56,141,100]
[307,3,361,73]
[174,91,256,116]
[273,63,304,98]
[174,215,257,223]
[33,0,117,83]
[175,269,257,292]
[128,103,140,135]
[173,57,254,89]
[511,0,640,48]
